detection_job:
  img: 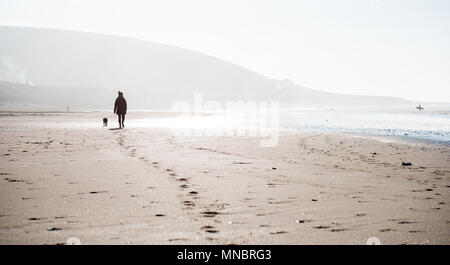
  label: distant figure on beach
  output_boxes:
[114,91,127,128]
[416,104,424,111]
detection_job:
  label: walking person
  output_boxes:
[114,91,127,128]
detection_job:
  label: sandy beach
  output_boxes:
[0,111,449,245]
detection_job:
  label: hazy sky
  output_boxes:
[1,0,449,102]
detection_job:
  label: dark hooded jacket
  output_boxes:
[114,94,127,115]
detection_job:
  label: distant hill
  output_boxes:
[0,26,415,110]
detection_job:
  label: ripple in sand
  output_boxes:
[330,228,350,232]
[168,238,189,242]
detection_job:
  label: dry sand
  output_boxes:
[0,111,449,244]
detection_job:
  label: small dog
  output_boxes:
[103,118,108,127]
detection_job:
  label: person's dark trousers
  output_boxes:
[118,114,125,128]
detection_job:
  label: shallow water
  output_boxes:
[280,107,450,144]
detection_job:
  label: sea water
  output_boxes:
[279,106,450,144]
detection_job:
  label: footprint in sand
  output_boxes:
[269,231,287,235]
[201,225,219,233]
[202,211,220,218]
[397,221,416,224]
[177,178,189,182]
[5,178,24,183]
[313,225,330,229]
[89,191,108,194]
[183,201,195,207]
[151,162,160,169]
[46,227,63,232]
[296,219,313,224]
[380,228,395,232]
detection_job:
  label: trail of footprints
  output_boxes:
[116,133,224,239]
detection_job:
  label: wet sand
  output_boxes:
[0,112,449,244]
